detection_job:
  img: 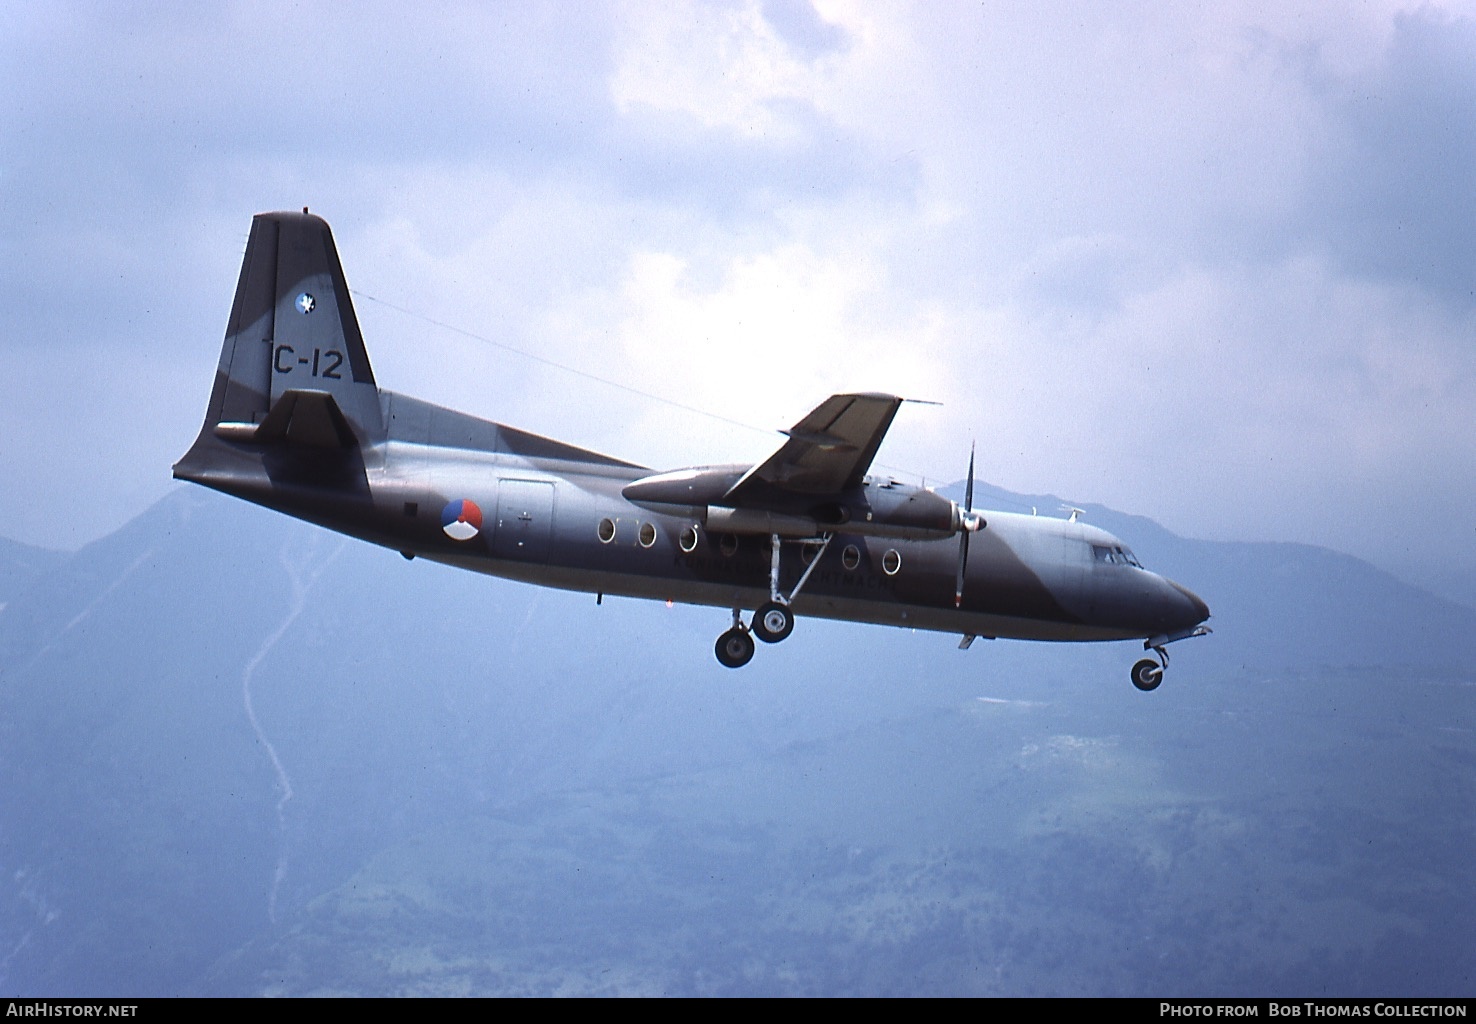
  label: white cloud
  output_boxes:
[528,231,955,475]
[610,0,852,139]
[3,0,1474,605]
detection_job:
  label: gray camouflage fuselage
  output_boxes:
[174,211,1210,682]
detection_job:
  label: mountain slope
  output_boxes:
[1,486,1472,995]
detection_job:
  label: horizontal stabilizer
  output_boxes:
[214,389,357,449]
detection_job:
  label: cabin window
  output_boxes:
[882,549,902,575]
[679,525,699,552]
[841,544,861,571]
[638,522,657,548]
[598,517,616,543]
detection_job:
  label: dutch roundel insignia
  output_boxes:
[441,499,483,541]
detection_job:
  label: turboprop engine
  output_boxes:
[620,466,981,541]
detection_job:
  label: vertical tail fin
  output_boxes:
[181,210,383,456]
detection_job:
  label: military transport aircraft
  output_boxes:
[174,211,1210,690]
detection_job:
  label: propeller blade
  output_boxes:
[964,442,975,514]
[954,529,969,607]
[955,442,976,608]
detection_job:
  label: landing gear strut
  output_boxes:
[711,533,831,667]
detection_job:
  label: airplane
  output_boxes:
[173,210,1211,691]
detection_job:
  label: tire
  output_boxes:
[752,601,795,644]
[715,627,756,668]
[1131,658,1163,692]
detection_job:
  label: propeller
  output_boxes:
[954,442,985,607]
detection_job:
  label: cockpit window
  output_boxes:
[1093,544,1143,569]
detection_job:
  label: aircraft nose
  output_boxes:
[1167,579,1210,627]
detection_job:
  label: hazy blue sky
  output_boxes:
[3,1,1473,601]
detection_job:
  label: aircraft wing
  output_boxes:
[726,393,904,500]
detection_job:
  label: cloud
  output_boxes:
[1,0,1473,607]
[1304,6,1476,305]
[535,234,956,468]
[611,0,831,140]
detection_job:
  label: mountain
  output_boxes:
[1,487,1472,996]
[0,537,64,609]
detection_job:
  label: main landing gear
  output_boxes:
[712,532,830,668]
[1131,625,1212,691]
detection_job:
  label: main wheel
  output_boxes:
[715,627,756,668]
[752,601,795,644]
[1131,658,1163,692]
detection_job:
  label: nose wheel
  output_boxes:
[1130,657,1164,691]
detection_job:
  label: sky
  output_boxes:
[3,0,1474,606]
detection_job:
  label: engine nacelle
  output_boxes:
[622,466,746,512]
[704,506,817,537]
[623,467,975,541]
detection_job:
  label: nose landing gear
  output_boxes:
[1131,624,1212,691]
